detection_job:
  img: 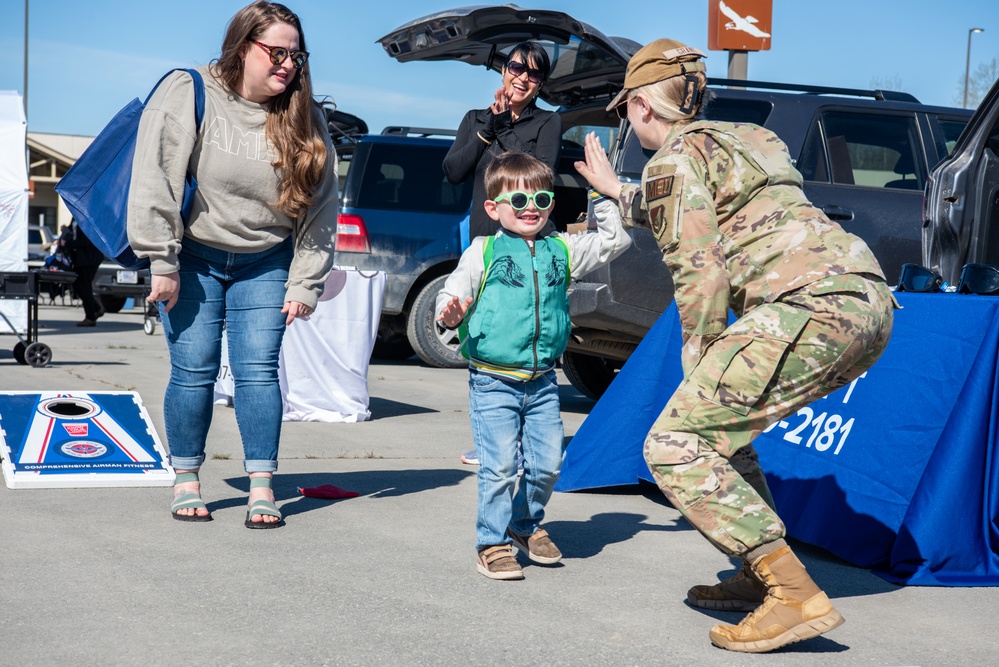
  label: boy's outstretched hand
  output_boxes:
[574,132,623,200]
[439,295,474,329]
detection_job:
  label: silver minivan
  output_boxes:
[27,224,54,260]
[923,77,999,285]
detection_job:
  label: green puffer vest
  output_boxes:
[464,232,571,375]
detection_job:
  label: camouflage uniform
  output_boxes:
[618,119,896,557]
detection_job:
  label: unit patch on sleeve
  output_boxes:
[643,166,683,248]
[650,203,666,238]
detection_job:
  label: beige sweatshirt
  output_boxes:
[126,67,338,308]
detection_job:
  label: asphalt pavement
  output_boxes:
[0,301,993,666]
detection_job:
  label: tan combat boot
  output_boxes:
[709,546,844,653]
[687,562,767,611]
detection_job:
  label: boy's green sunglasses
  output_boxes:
[493,190,555,211]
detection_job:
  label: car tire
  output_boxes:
[99,295,127,313]
[561,351,621,400]
[406,275,466,369]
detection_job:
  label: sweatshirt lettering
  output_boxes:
[203,116,273,162]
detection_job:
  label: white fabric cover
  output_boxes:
[279,269,385,422]
[0,91,28,334]
[215,269,385,422]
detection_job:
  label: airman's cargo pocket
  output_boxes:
[644,431,701,467]
[644,432,719,506]
[806,273,872,299]
[689,303,811,416]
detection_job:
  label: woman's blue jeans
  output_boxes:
[160,237,292,474]
[469,369,565,551]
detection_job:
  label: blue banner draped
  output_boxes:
[557,292,999,586]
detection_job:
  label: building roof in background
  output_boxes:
[27,132,92,163]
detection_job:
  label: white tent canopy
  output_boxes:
[0,91,28,334]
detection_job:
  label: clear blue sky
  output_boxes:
[1,1,997,138]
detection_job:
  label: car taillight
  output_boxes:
[336,213,370,253]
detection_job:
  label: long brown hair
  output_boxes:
[210,1,328,218]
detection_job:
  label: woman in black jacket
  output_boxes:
[443,41,562,241]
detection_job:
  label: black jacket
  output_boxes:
[443,104,561,239]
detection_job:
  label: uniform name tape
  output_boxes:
[646,175,674,201]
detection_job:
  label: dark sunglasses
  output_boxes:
[506,60,543,84]
[252,40,309,69]
[494,190,555,210]
[896,263,943,293]
[957,263,999,295]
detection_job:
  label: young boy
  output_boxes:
[437,147,631,580]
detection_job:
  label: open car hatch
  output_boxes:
[377,5,638,108]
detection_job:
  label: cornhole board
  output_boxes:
[0,391,174,489]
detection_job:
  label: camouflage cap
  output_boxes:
[607,38,707,111]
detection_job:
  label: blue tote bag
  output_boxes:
[55,68,205,270]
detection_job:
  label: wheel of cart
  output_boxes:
[22,341,53,367]
[0,271,74,368]
[142,287,160,335]
[11,340,51,367]
[143,306,156,335]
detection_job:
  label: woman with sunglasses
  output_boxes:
[443,41,562,467]
[575,38,896,653]
[127,1,338,528]
[444,41,562,244]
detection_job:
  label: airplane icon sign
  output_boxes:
[720,0,771,39]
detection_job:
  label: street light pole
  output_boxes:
[23,0,28,123]
[23,0,29,187]
[964,27,984,109]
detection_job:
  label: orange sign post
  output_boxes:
[708,0,773,52]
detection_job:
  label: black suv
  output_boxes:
[380,6,971,394]
[924,76,999,285]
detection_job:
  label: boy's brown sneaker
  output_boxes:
[687,562,767,611]
[507,527,562,565]
[476,545,524,580]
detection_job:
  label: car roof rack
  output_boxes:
[320,104,368,145]
[381,126,458,138]
[707,78,920,103]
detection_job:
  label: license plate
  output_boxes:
[116,270,138,285]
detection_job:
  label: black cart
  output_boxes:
[0,270,77,367]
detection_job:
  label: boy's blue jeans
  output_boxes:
[160,237,292,474]
[469,369,565,551]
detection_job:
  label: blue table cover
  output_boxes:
[557,292,999,586]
